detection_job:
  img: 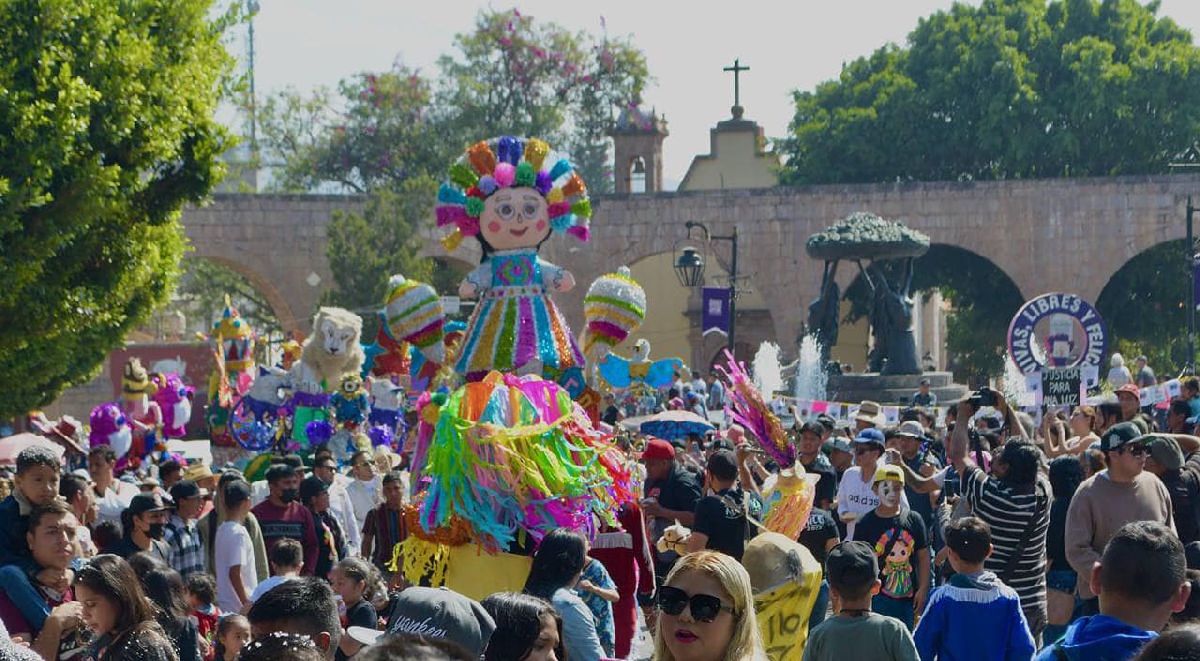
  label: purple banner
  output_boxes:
[702,287,730,336]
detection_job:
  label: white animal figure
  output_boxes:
[291,307,366,394]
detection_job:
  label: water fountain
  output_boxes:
[793,335,828,404]
[752,342,784,400]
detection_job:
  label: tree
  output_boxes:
[435,9,649,193]
[175,258,282,337]
[257,66,454,194]
[781,0,1200,184]
[1096,239,1190,374]
[0,0,233,419]
[321,175,443,336]
[252,8,650,318]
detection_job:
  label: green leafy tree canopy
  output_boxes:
[249,8,650,323]
[0,0,234,419]
[781,0,1200,184]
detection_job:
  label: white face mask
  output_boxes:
[172,400,192,428]
[108,427,133,458]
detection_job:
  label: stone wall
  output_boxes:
[180,175,1200,359]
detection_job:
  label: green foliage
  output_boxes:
[781,0,1200,184]
[321,176,440,335]
[0,0,232,419]
[1096,239,1191,375]
[176,258,281,337]
[256,8,650,197]
[257,67,454,194]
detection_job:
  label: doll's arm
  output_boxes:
[540,259,575,293]
[459,262,491,298]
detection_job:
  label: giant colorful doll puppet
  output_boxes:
[436,136,591,384]
[120,358,163,462]
[150,372,194,440]
[90,403,133,470]
[205,298,256,446]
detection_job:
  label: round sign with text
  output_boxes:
[1007,293,1107,375]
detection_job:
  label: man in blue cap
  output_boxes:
[835,427,908,540]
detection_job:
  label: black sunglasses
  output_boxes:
[1119,444,1149,457]
[657,585,738,622]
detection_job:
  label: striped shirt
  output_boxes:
[960,466,1050,619]
[363,504,408,573]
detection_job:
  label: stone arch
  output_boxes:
[1096,238,1189,368]
[838,243,1025,379]
[182,255,302,334]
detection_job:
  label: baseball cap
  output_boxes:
[1099,422,1146,453]
[705,450,739,481]
[299,475,329,503]
[828,436,853,454]
[168,480,208,504]
[348,587,495,656]
[797,421,825,437]
[873,464,905,485]
[896,421,924,438]
[126,493,167,518]
[1145,435,1185,471]
[854,428,886,448]
[1116,383,1141,400]
[642,438,675,461]
[825,541,879,591]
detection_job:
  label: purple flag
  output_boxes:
[702,287,730,336]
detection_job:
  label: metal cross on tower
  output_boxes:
[723,58,749,117]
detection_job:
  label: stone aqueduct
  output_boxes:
[183,174,1200,356]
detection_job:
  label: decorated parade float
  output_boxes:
[51,135,825,627]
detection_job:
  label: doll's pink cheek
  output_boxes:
[536,220,546,231]
[488,222,501,233]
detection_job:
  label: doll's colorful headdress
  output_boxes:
[436,136,592,251]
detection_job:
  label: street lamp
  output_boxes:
[675,220,739,354]
[1187,198,1197,376]
[673,248,705,287]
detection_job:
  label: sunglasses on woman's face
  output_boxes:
[657,585,738,622]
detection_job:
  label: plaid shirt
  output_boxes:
[164,514,205,579]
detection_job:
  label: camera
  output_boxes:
[967,387,997,409]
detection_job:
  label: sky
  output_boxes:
[240,0,1200,191]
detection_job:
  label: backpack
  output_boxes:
[718,489,761,543]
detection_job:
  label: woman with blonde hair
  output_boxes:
[654,551,767,661]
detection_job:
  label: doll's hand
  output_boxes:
[551,270,575,293]
[459,280,478,299]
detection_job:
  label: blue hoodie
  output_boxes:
[1034,615,1156,661]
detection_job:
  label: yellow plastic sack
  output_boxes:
[743,532,823,661]
[444,544,533,601]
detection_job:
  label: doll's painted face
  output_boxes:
[480,187,550,251]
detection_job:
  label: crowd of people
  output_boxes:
[5,370,1200,661]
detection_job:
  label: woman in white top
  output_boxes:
[1106,353,1133,389]
[344,450,381,535]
